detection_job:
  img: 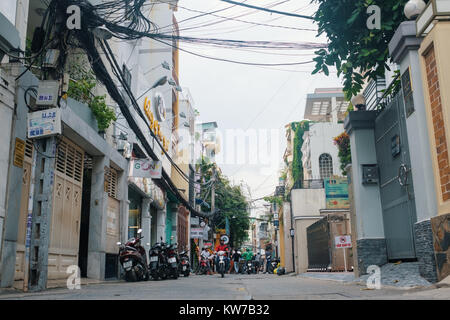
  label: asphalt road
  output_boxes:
[1,273,448,300]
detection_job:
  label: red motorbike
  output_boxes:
[117,229,149,282]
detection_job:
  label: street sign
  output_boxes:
[190,227,204,239]
[220,235,229,244]
[27,108,62,139]
[335,235,352,248]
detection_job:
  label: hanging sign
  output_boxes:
[130,159,162,179]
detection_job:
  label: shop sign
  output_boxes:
[324,177,349,209]
[130,159,162,179]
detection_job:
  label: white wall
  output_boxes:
[308,122,345,178]
[291,188,325,217]
[0,0,17,25]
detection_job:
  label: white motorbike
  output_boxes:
[217,251,226,278]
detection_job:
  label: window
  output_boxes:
[319,153,333,179]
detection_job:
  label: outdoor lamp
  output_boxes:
[404,0,426,20]
[92,26,113,40]
[179,112,186,119]
[351,94,366,111]
[152,76,168,89]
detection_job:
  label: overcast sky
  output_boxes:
[174,0,342,208]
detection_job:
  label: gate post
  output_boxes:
[389,21,439,283]
[344,111,387,275]
[87,155,109,280]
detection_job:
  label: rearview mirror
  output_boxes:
[137,229,142,234]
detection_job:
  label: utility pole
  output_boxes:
[210,167,215,247]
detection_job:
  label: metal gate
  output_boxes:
[14,140,34,285]
[48,137,85,280]
[374,91,417,260]
[307,217,331,271]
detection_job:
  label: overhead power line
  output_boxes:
[219,0,315,20]
[153,37,315,67]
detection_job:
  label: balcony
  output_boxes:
[292,179,324,190]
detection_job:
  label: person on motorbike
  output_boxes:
[215,239,230,272]
[200,248,212,274]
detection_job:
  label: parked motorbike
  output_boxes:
[148,240,165,280]
[216,250,227,278]
[178,249,191,277]
[165,242,179,279]
[266,255,279,274]
[238,258,246,274]
[117,229,149,282]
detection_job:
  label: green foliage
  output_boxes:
[312,0,416,99]
[263,196,283,207]
[198,160,250,248]
[292,120,310,183]
[67,68,116,131]
[333,132,351,175]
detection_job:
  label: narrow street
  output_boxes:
[1,274,448,300]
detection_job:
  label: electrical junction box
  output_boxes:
[362,164,379,185]
[27,108,61,139]
[36,80,60,107]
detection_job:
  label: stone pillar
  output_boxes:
[141,198,152,262]
[344,111,387,275]
[117,168,129,245]
[418,21,450,282]
[87,156,109,280]
[156,208,166,243]
[388,21,439,283]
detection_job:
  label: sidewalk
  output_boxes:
[297,262,448,290]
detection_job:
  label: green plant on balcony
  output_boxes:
[67,67,116,131]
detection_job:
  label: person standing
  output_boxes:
[231,249,241,273]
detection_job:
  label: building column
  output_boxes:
[156,208,166,243]
[389,21,439,283]
[117,167,129,245]
[141,198,152,262]
[344,111,387,275]
[87,156,109,280]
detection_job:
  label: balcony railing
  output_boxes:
[292,179,324,190]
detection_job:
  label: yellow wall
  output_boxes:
[419,22,450,216]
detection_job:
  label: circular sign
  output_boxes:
[153,92,166,121]
[220,235,229,244]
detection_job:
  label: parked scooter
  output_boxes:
[117,229,149,282]
[266,255,279,274]
[165,241,179,279]
[178,249,191,277]
[148,237,167,280]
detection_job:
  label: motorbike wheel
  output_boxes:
[125,270,137,282]
[220,265,224,278]
[184,271,190,277]
[173,271,179,279]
